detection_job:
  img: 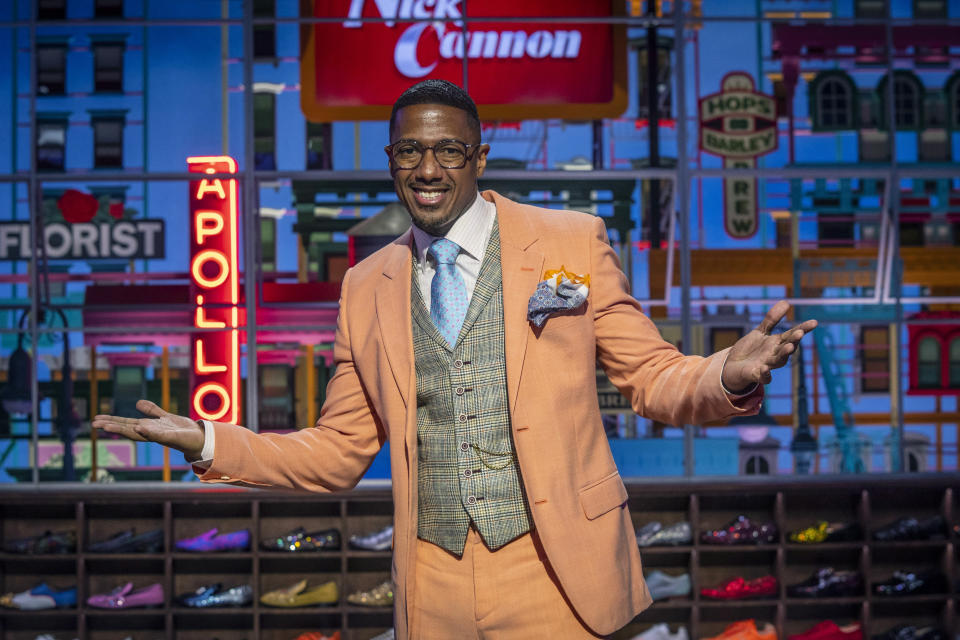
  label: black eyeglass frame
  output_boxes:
[384,138,483,170]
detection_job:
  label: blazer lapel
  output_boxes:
[375,230,415,409]
[485,191,544,413]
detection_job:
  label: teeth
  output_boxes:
[416,190,443,201]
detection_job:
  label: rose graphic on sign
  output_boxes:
[698,72,778,239]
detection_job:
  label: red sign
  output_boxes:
[188,156,241,424]
[300,0,627,122]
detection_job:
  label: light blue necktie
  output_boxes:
[429,238,468,348]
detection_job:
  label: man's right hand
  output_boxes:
[92,399,206,462]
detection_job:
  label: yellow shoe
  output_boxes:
[260,579,338,607]
[789,521,829,544]
[346,580,394,607]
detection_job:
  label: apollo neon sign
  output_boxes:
[188,156,240,423]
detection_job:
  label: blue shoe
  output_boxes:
[11,583,77,610]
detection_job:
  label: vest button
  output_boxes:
[454,359,463,368]
[460,442,469,451]
[463,469,472,478]
[458,413,467,422]
[455,386,465,395]
[466,495,476,505]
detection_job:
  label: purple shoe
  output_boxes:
[87,582,164,609]
[175,528,251,552]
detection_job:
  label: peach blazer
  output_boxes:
[199,190,759,637]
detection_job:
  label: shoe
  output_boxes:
[787,567,863,598]
[175,527,250,552]
[293,633,341,640]
[789,621,862,640]
[789,521,862,544]
[261,527,341,552]
[700,575,778,600]
[89,528,163,553]
[177,583,252,608]
[700,515,778,545]
[3,530,76,554]
[872,515,945,542]
[702,620,776,640]
[872,625,945,640]
[349,524,393,551]
[260,579,338,607]
[346,580,394,607]
[641,522,692,547]
[872,570,947,596]
[629,623,689,640]
[369,630,395,640]
[86,582,164,609]
[644,570,691,600]
[635,521,662,546]
[9,583,77,610]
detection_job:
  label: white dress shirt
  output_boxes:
[194,192,496,467]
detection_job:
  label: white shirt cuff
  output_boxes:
[193,419,215,469]
[720,351,759,398]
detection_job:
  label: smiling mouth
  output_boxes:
[411,188,449,206]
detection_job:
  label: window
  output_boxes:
[113,366,145,418]
[814,75,854,129]
[253,0,276,59]
[37,0,66,19]
[879,74,923,129]
[254,92,276,170]
[950,337,960,388]
[93,44,124,92]
[861,326,890,393]
[37,45,66,95]
[37,120,66,171]
[261,217,276,272]
[948,73,960,129]
[306,121,331,170]
[637,38,673,120]
[95,0,124,17]
[914,0,947,19]
[93,119,124,168]
[745,456,770,475]
[711,328,743,353]
[917,336,942,388]
[855,0,887,17]
[259,365,293,429]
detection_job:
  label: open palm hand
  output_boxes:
[92,399,205,461]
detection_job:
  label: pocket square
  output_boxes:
[527,266,589,328]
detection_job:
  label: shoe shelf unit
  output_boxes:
[1,475,958,640]
[0,486,394,640]
[618,474,960,640]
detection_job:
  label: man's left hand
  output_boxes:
[721,300,818,394]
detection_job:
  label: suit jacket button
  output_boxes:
[460,442,469,451]
[454,359,463,369]
[466,495,476,505]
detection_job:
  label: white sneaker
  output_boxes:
[630,625,690,640]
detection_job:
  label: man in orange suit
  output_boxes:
[94,80,816,638]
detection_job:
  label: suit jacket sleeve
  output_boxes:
[196,268,386,491]
[589,216,762,426]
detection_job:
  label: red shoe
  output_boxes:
[701,575,778,600]
[788,621,862,640]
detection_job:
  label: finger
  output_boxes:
[757,300,790,335]
[93,418,150,442]
[778,328,806,345]
[136,399,167,419]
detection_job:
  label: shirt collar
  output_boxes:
[411,192,494,266]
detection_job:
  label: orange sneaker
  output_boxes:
[293,632,340,640]
[703,620,777,640]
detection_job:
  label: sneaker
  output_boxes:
[703,620,776,640]
[10,583,77,610]
[644,570,691,600]
[630,624,690,640]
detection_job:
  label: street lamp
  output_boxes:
[789,343,818,474]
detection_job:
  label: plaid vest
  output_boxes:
[411,222,532,555]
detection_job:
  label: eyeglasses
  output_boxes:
[384,139,481,170]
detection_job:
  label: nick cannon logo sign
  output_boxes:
[300,0,627,121]
[698,72,778,239]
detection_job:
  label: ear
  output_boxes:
[474,144,491,178]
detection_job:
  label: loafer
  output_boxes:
[346,580,394,607]
[702,620,776,640]
[178,583,252,608]
[701,575,778,600]
[644,570,691,600]
[700,515,777,545]
[872,625,945,640]
[349,524,393,551]
[642,521,692,547]
[9,583,77,610]
[629,623,690,640]
[261,527,341,552]
[787,567,863,598]
[260,579,338,607]
[175,527,250,552]
[789,620,862,640]
[3,530,76,554]
[369,631,395,640]
[293,633,341,640]
[635,521,662,546]
[872,570,946,596]
[789,521,862,544]
[87,582,164,609]
[89,528,163,553]
[872,515,945,542]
